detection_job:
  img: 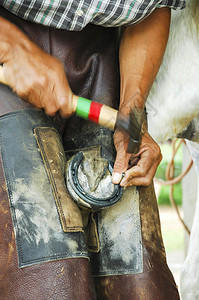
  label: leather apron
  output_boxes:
[0,7,180,300]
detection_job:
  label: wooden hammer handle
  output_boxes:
[0,65,118,130]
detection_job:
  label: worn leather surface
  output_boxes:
[0,151,96,299]
[90,186,143,276]
[94,184,180,300]
[65,143,143,276]
[0,7,118,299]
[0,110,88,268]
[0,7,180,300]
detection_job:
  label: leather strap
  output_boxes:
[34,127,83,232]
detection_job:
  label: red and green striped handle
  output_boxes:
[0,66,118,130]
[72,95,117,130]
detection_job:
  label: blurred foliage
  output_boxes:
[162,226,184,252]
[155,141,182,206]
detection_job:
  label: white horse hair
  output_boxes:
[146,1,199,299]
[147,0,199,143]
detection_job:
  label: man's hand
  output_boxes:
[0,17,73,117]
[112,8,170,187]
[112,130,162,187]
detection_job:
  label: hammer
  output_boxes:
[0,66,142,154]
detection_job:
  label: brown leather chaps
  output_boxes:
[0,7,180,300]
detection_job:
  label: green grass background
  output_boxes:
[156,141,184,254]
[156,141,182,206]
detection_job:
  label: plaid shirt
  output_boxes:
[0,0,186,31]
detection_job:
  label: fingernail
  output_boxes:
[112,172,122,184]
[120,178,127,186]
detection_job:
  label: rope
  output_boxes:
[155,139,192,234]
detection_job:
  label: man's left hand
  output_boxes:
[112,130,162,187]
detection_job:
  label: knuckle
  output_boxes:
[59,104,74,117]
[143,177,151,186]
[44,100,58,115]
[114,138,124,150]
[38,75,47,87]
[114,160,125,171]
[48,68,58,81]
[45,109,56,116]
[17,89,26,99]
[129,174,133,180]
[25,76,46,93]
[159,153,163,162]
[139,169,146,177]
[36,103,44,109]
[17,87,29,100]
[65,105,74,115]
[155,145,161,156]
[127,178,137,187]
[50,59,64,76]
[126,181,134,188]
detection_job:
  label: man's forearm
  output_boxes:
[119,8,171,113]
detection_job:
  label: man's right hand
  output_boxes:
[0,16,73,117]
